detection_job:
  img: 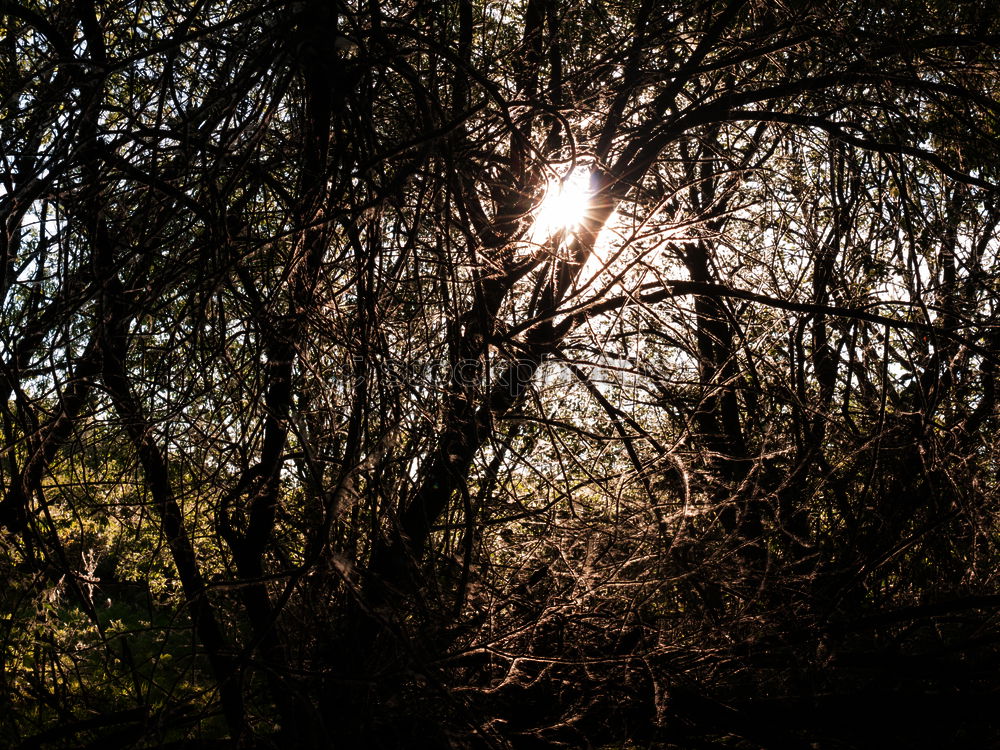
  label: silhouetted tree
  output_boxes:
[3,0,1000,747]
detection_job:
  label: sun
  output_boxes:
[531,168,593,243]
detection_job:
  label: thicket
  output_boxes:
[3,1,1000,747]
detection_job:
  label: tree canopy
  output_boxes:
[3,0,1000,747]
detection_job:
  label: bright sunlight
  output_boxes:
[530,168,594,243]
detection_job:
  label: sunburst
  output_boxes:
[530,169,593,243]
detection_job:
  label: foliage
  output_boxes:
[3,0,1000,747]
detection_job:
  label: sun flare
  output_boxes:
[531,169,593,243]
